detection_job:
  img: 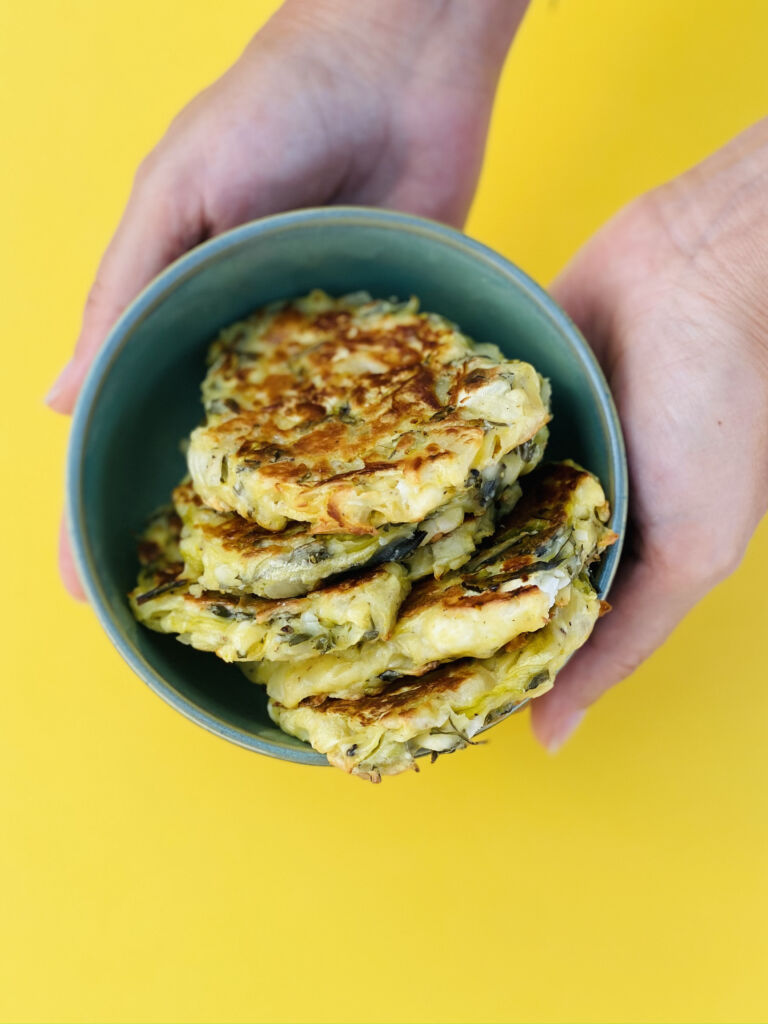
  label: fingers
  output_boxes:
[46,156,202,415]
[530,556,698,752]
[49,154,202,600]
[59,515,87,601]
[50,156,203,601]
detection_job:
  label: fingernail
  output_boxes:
[545,708,586,754]
[45,359,78,412]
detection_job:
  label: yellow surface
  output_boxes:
[2,1,767,1021]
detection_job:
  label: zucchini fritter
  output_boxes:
[269,576,600,780]
[245,462,615,706]
[187,291,550,532]
[129,510,410,662]
[175,465,509,600]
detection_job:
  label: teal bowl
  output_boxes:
[67,207,627,764]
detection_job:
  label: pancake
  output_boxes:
[270,576,601,780]
[129,510,410,662]
[187,291,550,532]
[245,462,616,706]
[174,456,518,600]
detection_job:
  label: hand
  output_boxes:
[48,0,527,597]
[531,119,768,751]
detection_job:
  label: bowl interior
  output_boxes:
[70,208,626,762]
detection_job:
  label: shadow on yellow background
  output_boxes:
[1,1,767,1022]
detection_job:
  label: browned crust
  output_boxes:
[135,563,393,621]
[464,462,589,578]
[281,616,549,729]
[201,303,537,510]
[289,658,484,726]
[175,483,306,553]
[390,463,588,619]
[496,461,585,534]
[137,540,162,565]
[201,512,296,553]
[133,564,185,604]
[398,579,541,620]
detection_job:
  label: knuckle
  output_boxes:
[132,149,163,192]
[708,541,746,584]
[580,654,645,702]
[131,147,178,206]
[694,534,746,587]
[608,649,648,683]
[650,522,746,593]
[83,274,108,319]
[130,147,196,238]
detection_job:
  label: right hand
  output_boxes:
[531,118,768,752]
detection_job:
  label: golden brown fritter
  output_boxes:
[129,510,410,662]
[270,576,601,780]
[245,462,615,707]
[187,292,550,532]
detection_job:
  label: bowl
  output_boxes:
[67,206,628,765]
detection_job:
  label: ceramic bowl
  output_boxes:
[67,207,627,764]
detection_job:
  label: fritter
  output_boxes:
[129,510,410,662]
[174,460,514,600]
[187,291,550,532]
[245,462,616,706]
[270,576,600,780]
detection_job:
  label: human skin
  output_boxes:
[531,119,768,749]
[46,0,527,419]
[49,0,527,592]
[47,1,768,751]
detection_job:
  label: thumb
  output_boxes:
[46,156,203,414]
[533,209,641,749]
[549,226,624,368]
[550,193,665,363]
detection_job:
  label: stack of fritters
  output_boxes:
[130,290,615,779]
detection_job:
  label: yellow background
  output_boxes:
[2,1,768,1021]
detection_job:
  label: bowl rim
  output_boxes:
[67,204,628,764]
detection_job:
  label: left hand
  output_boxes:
[46,0,527,599]
[531,118,768,751]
